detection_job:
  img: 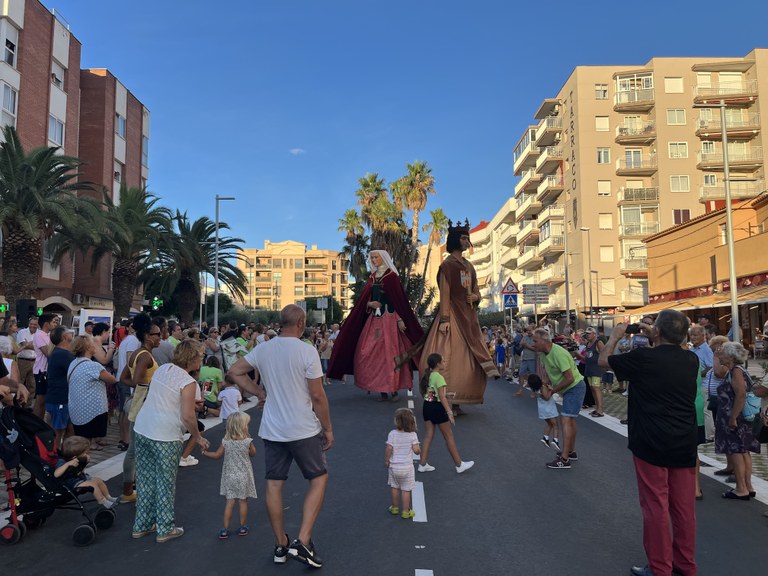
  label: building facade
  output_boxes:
[238,241,350,315]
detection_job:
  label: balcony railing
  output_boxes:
[538,264,565,284]
[538,205,564,223]
[515,168,541,196]
[618,187,659,203]
[699,180,764,201]
[254,264,272,269]
[535,116,563,147]
[499,224,518,247]
[697,147,763,166]
[614,88,655,109]
[615,120,655,143]
[538,234,564,254]
[620,257,648,271]
[615,156,658,173]
[517,219,538,241]
[500,245,518,269]
[694,79,758,100]
[697,113,760,134]
[515,193,543,221]
[535,146,563,174]
[518,246,542,269]
[536,174,564,202]
[619,222,660,236]
[621,287,647,304]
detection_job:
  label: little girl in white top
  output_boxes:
[201,411,257,539]
[385,408,421,520]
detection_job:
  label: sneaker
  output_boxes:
[630,566,654,576]
[557,451,578,461]
[218,528,230,540]
[550,439,561,452]
[131,525,156,539]
[388,505,399,515]
[179,455,199,467]
[540,436,551,448]
[456,461,474,474]
[156,526,184,543]
[546,456,571,469]
[274,534,290,564]
[288,538,323,568]
[401,509,415,519]
[417,463,435,473]
[238,525,249,536]
[119,491,137,504]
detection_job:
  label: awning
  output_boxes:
[621,299,692,317]
[678,285,768,311]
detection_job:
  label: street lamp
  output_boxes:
[214,194,236,329]
[580,227,593,321]
[694,98,739,341]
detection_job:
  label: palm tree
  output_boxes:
[402,161,436,251]
[419,208,448,304]
[0,126,97,314]
[143,212,247,325]
[355,172,387,229]
[337,209,368,280]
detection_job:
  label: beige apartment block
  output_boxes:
[504,48,768,326]
[237,242,350,314]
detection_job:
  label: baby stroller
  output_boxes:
[0,405,116,546]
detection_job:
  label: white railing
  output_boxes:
[515,169,541,195]
[694,79,758,98]
[697,146,763,164]
[500,245,518,267]
[518,246,541,267]
[697,113,760,131]
[616,156,658,171]
[620,257,648,270]
[621,287,647,303]
[538,264,565,283]
[615,120,655,138]
[614,88,655,106]
[498,224,518,246]
[538,205,564,222]
[539,234,564,252]
[518,219,538,239]
[619,222,660,236]
[618,187,659,202]
[537,175,564,197]
[699,180,764,200]
[537,146,563,163]
[535,116,563,141]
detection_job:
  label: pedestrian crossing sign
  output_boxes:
[504,294,518,309]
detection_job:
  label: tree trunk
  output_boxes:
[175,275,198,326]
[418,243,433,306]
[112,256,138,319]
[2,226,43,316]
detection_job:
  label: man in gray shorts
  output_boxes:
[228,305,333,569]
[514,325,537,397]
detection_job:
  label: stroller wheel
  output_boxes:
[17,521,27,539]
[94,508,115,530]
[0,523,23,545]
[72,523,96,547]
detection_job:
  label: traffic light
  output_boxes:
[151,296,163,311]
[0,304,7,313]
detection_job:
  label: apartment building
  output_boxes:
[505,48,768,325]
[238,242,350,314]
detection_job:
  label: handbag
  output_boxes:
[739,368,760,422]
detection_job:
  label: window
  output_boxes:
[51,61,65,90]
[595,83,608,99]
[4,25,17,68]
[113,161,123,184]
[599,246,614,262]
[294,287,304,296]
[294,272,303,282]
[273,259,282,269]
[668,142,688,159]
[48,115,64,145]
[141,136,149,168]
[600,278,616,296]
[115,113,126,139]
[664,77,684,93]
[294,258,303,269]
[704,174,717,186]
[597,181,611,196]
[666,109,686,125]
[595,116,609,132]
[597,148,611,164]
[670,175,690,192]
[697,72,712,89]
[701,141,715,154]
[673,209,691,225]
[1,83,17,128]
[598,213,613,230]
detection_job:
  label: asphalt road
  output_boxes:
[3,378,767,576]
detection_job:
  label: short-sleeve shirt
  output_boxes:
[243,336,324,442]
[46,348,76,405]
[16,328,36,360]
[539,344,583,393]
[386,429,419,467]
[199,366,224,402]
[152,339,174,366]
[218,387,242,420]
[424,370,446,402]
[117,335,140,378]
[134,363,199,442]
[691,343,713,375]
[67,358,108,425]
[33,330,51,374]
[520,335,536,361]
[608,345,699,468]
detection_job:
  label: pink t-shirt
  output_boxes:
[33,330,51,375]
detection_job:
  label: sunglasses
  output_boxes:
[149,331,161,336]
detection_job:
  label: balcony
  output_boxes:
[500,245,518,269]
[499,224,518,247]
[471,241,492,265]
[613,88,655,112]
[536,174,564,203]
[515,193,543,222]
[620,257,648,277]
[518,246,543,270]
[534,116,563,147]
[694,79,758,103]
[538,264,565,285]
[615,120,656,145]
[535,146,563,175]
[696,147,763,171]
[618,187,659,204]
[252,278,273,286]
[538,234,564,256]
[696,113,760,140]
[497,196,517,224]
[698,179,764,202]
[254,263,272,269]
[514,169,542,197]
[538,205,564,225]
[517,219,539,245]
[513,129,540,176]
[618,221,660,238]
[305,275,326,284]
[305,264,326,270]
[480,285,493,299]
[615,156,657,176]
[621,287,647,306]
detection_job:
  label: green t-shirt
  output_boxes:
[199,366,224,403]
[168,336,180,348]
[236,337,250,355]
[424,371,446,402]
[540,344,583,393]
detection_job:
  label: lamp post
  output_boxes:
[580,227,593,322]
[214,194,236,330]
[564,197,571,330]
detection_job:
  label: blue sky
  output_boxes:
[53,0,768,251]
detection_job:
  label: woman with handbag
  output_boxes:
[713,341,760,500]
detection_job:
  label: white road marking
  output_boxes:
[415,570,434,575]
[412,480,427,522]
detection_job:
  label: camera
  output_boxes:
[625,323,641,335]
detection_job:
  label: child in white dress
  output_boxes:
[385,408,421,520]
[528,374,560,452]
[201,411,257,539]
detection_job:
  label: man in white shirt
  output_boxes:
[328,323,340,341]
[15,316,38,397]
[228,305,332,569]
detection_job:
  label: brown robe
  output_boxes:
[418,253,499,404]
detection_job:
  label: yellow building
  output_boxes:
[237,241,350,313]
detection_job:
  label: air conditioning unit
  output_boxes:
[554,133,562,143]
[552,104,560,115]
[73,293,84,304]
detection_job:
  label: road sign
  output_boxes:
[501,278,519,295]
[523,296,549,305]
[503,294,518,309]
[316,297,328,309]
[522,283,549,295]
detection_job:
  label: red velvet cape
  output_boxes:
[327,270,424,380]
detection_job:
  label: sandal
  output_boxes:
[118,441,129,451]
[590,412,605,418]
[721,490,750,501]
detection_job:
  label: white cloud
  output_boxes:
[289,148,306,156]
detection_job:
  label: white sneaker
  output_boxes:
[417,463,435,473]
[179,456,199,467]
[456,461,474,474]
